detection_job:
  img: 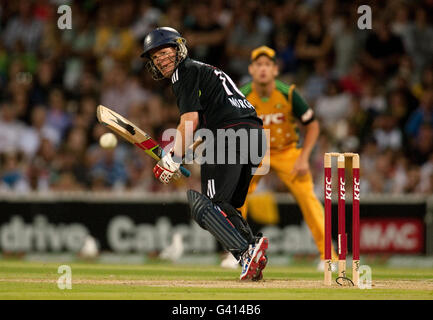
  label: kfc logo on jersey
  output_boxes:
[260,113,285,126]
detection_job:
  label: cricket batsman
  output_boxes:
[140,27,268,280]
[229,46,338,270]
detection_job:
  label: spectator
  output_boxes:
[424,172,433,194]
[33,0,54,22]
[315,80,352,135]
[402,165,422,193]
[359,80,386,114]
[184,2,226,67]
[59,127,89,186]
[412,66,433,99]
[339,62,366,96]
[19,105,60,157]
[11,85,31,125]
[359,138,379,178]
[273,30,297,75]
[126,150,156,192]
[389,74,419,115]
[226,3,271,81]
[303,58,330,104]
[46,88,72,139]
[387,89,413,130]
[346,95,369,146]
[100,63,151,117]
[333,14,358,77]
[367,150,395,193]
[0,151,30,192]
[372,113,403,151]
[38,8,62,61]
[157,2,185,33]
[52,171,84,192]
[0,42,9,87]
[210,0,233,28]
[401,7,433,80]
[0,104,27,154]
[405,90,433,139]
[75,70,100,99]
[93,2,135,72]
[90,149,129,190]
[131,2,161,40]
[407,123,433,165]
[295,11,333,76]
[3,0,43,52]
[27,138,56,191]
[271,1,301,48]
[392,152,410,194]
[390,3,411,37]
[419,153,433,193]
[73,95,98,134]
[61,8,96,91]
[29,59,57,106]
[361,17,405,79]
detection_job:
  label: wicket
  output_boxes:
[324,152,360,286]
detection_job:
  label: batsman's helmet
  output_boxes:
[140,27,188,80]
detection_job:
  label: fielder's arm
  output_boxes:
[300,119,320,161]
[291,90,320,177]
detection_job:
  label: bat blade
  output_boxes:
[96,105,190,177]
[97,105,136,144]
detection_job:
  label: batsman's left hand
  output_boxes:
[153,151,181,184]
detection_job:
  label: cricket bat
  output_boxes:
[96,105,191,177]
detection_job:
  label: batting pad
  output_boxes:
[187,190,249,257]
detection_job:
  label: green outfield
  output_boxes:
[0,259,432,300]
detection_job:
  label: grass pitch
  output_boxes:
[0,259,432,300]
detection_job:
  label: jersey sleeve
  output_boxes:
[275,80,315,125]
[292,89,315,125]
[172,64,203,115]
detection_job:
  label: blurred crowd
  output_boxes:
[0,0,433,195]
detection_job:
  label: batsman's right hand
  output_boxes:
[153,151,181,184]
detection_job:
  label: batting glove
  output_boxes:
[153,151,181,184]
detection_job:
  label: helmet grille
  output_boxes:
[145,37,188,81]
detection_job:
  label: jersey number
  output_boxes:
[214,70,245,97]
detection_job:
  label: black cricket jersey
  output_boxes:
[171,57,263,130]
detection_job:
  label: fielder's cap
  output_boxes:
[251,46,276,61]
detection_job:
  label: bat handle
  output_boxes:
[178,138,202,177]
[180,165,191,177]
[160,148,191,178]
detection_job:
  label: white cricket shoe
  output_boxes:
[220,252,240,269]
